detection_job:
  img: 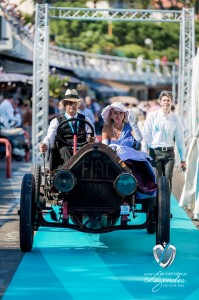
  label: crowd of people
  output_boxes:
[0,93,32,138]
[0,84,186,193]
[1,1,35,39]
[0,89,178,140]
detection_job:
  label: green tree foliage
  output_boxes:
[50,15,181,61]
[48,75,69,99]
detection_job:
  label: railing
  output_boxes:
[0,138,12,178]
[49,45,175,82]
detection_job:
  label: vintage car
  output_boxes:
[19,118,171,252]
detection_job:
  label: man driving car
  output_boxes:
[39,89,96,168]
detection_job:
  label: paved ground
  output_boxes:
[172,168,199,229]
[0,159,31,299]
[0,158,197,299]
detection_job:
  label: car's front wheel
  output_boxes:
[31,164,41,205]
[19,174,35,252]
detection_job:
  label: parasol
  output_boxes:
[0,72,31,83]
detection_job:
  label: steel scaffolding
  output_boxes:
[32,4,195,163]
[32,4,49,163]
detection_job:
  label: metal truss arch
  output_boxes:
[33,5,195,163]
[49,7,182,22]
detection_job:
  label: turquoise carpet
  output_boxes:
[2,195,199,300]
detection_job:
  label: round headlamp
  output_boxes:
[53,170,76,193]
[114,173,137,196]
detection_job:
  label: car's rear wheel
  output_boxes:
[147,219,156,234]
[20,174,35,252]
[156,176,170,245]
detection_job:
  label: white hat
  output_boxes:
[61,89,81,102]
[101,102,128,125]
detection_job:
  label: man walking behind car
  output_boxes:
[142,90,186,191]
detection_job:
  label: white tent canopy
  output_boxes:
[0,72,31,83]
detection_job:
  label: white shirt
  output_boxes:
[43,113,95,149]
[0,99,15,128]
[142,109,186,161]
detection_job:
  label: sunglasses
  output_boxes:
[65,101,79,106]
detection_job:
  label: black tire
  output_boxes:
[20,174,35,252]
[31,164,41,205]
[147,222,156,234]
[156,176,170,245]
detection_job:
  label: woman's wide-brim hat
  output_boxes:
[61,89,81,102]
[101,101,128,124]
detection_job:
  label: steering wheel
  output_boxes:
[57,117,95,147]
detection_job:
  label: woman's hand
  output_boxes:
[127,109,135,126]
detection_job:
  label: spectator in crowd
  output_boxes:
[21,99,32,140]
[142,90,186,191]
[161,55,170,76]
[136,55,144,74]
[4,3,17,14]
[78,99,95,124]
[0,93,17,128]
[85,96,102,135]
[137,111,146,134]
[58,100,65,114]
[13,99,22,127]
[147,99,161,113]
[138,101,149,116]
[23,22,32,33]
[161,55,168,65]
[126,102,140,123]
[154,57,161,75]
[23,22,35,37]
[93,99,103,135]
[48,98,59,123]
